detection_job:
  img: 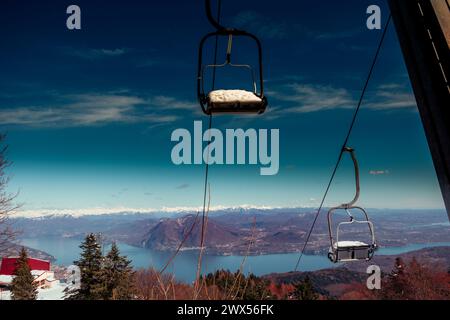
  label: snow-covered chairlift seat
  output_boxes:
[329,240,376,263]
[206,89,266,114]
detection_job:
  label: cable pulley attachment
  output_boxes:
[327,147,377,263]
[197,0,268,115]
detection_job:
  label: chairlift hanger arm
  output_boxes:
[205,0,224,31]
[340,147,360,209]
[205,0,247,34]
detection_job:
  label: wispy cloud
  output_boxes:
[278,84,354,113]
[232,11,362,43]
[69,48,130,60]
[62,46,169,68]
[271,82,417,113]
[175,184,190,190]
[232,11,289,40]
[377,83,403,90]
[369,170,390,175]
[312,29,362,41]
[0,93,183,128]
[151,96,197,111]
[365,90,417,110]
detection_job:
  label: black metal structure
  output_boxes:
[389,0,450,219]
[197,0,268,115]
[327,147,377,263]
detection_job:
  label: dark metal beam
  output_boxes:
[389,0,450,219]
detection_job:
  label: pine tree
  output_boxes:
[102,242,134,300]
[10,247,38,300]
[393,257,405,276]
[68,233,104,300]
[203,270,274,300]
[379,257,408,299]
[293,276,319,300]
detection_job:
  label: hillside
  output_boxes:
[264,246,450,298]
[343,246,450,273]
[143,215,243,254]
[1,242,55,262]
[128,210,450,255]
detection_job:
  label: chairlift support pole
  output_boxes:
[389,0,450,219]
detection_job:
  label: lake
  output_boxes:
[19,237,450,283]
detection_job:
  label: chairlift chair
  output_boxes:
[197,0,268,115]
[327,147,377,263]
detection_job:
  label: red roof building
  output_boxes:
[0,257,51,276]
[0,257,56,289]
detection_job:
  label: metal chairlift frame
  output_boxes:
[197,0,268,115]
[327,147,377,263]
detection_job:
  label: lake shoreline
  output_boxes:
[17,237,450,284]
[18,236,450,258]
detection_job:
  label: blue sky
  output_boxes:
[0,0,445,214]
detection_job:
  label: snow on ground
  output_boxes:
[0,282,69,300]
[0,289,11,300]
[0,275,13,283]
[37,282,68,300]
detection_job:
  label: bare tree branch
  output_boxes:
[0,134,19,255]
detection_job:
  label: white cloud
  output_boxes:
[369,170,390,175]
[313,29,362,40]
[231,11,361,42]
[0,93,183,128]
[70,48,129,60]
[271,82,417,113]
[365,91,417,110]
[151,96,197,111]
[377,83,403,90]
[232,11,288,40]
[278,84,355,113]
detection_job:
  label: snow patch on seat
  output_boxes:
[334,241,369,248]
[208,90,262,104]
